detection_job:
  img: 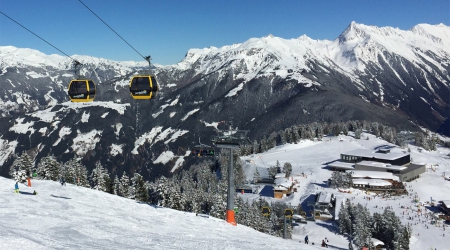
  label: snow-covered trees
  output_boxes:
[283,162,292,177]
[119,171,131,198]
[267,165,278,179]
[10,152,33,183]
[90,161,112,193]
[36,155,60,181]
[253,167,261,183]
[132,173,148,202]
[330,171,352,188]
[338,200,410,250]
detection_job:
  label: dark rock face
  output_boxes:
[1,23,449,179]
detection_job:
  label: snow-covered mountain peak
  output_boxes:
[0,46,148,71]
[410,23,450,45]
[0,45,68,68]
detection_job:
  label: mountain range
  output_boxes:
[0,22,449,179]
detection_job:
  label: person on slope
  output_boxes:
[14,182,19,194]
[305,235,309,244]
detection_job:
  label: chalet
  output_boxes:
[314,191,335,215]
[273,177,294,199]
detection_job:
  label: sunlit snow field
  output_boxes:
[1,132,449,249]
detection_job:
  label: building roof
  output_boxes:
[356,161,407,171]
[346,170,400,181]
[342,148,409,161]
[275,173,286,179]
[328,161,355,170]
[441,200,450,209]
[316,191,332,204]
[274,178,293,188]
[273,186,288,191]
[353,178,392,187]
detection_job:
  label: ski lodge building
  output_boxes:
[328,148,426,182]
[273,173,295,199]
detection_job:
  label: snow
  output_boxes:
[343,148,409,161]
[171,157,186,173]
[153,150,175,164]
[71,129,102,156]
[225,83,244,97]
[9,117,35,135]
[53,127,72,146]
[29,102,130,123]
[81,111,90,123]
[181,108,199,122]
[131,126,163,154]
[0,177,315,250]
[203,121,225,130]
[113,123,122,137]
[241,134,450,250]
[110,143,123,157]
[0,139,18,166]
[0,46,148,72]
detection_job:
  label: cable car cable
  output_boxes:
[0,11,96,102]
[77,0,159,100]
[0,11,78,62]
[77,0,146,60]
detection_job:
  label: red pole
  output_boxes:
[27,177,31,187]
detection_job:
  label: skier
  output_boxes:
[32,190,37,195]
[14,182,19,194]
[60,177,66,186]
[305,235,309,244]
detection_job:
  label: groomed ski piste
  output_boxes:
[1,131,449,250]
[0,177,322,250]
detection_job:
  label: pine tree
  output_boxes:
[36,155,60,181]
[283,162,292,177]
[355,128,362,139]
[291,125,300,143]
[90,161,111,192]
[156,176,170,207]
[119,171,131,198]
[253,167,261,183]
[267,166,278,179]
[252,140,260,154]
[132,173,148,202]
[113,175,121,196]
[284,128,292,143]
[338,201,351,234]
[10,152,33,183]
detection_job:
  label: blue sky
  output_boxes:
[1,0,448,65]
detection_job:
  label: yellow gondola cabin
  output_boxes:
[129,75,159,100]
[68,79,96,102]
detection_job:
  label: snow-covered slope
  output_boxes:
[0,177,317,250]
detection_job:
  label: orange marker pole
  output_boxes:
[27,177,31,187]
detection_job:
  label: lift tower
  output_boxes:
[212,124,250,226]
